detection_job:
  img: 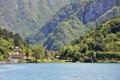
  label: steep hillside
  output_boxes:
[30,0,120,50]
[71,16,120,51]
[86,6,120,29]
[1,0,120,50]
[59,16,120,62]
[0,0,71,38]
[44,19,86,50]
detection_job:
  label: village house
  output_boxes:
[48,50,59,60]
[9,46,26,63]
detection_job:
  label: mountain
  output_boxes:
[71,16,120,51]
[0,0,72,38]
[59,16,120,62]
[29,0,120,50]
[1,0,120,50]
[43,20,86,50]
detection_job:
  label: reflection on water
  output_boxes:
[0,63,120,80]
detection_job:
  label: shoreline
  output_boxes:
[0,59,120,64]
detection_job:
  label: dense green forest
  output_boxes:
[0,27,29,60]
[58,16,120,62]
[0,27,50,62]
[0,16,120,63]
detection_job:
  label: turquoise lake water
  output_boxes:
[0,63,120,80]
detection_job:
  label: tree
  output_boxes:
[14,33,23,46]
[31,45,45,62]
[0,38,9,60]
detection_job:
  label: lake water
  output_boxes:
[0,63,120,80]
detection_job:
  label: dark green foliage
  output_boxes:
[0,27,47,61]
[0,27,29,60]
[0,27,13,40]
[59,16,120,62]
[14,33,23,46]
[31,45,45,61]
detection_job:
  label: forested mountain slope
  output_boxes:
[0,0,71,38]
[30,0,120,50]
[59,16,120,62]
[1,0,120,50]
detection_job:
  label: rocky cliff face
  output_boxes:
[30,0,120,50]
[77,0,120,24]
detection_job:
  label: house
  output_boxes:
[48,50,59,60]
[9,52,25,63]
[48,50,56,57]
[8,46,25,63]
